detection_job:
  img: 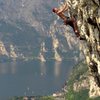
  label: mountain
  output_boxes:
[0,0,81,62]
[0,0,56,34]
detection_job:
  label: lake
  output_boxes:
[0,59,75,97]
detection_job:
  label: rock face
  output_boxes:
[73,79,89,92]
[65,0,100,98]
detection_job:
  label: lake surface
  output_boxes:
[0,59,75,97]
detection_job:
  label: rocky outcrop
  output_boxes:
[0,41,18,61]
[73,79,89,92]
[0,41,8,56]
[66,0,100,98]
[9,44,17,60]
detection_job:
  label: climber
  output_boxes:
[52,2,85,40]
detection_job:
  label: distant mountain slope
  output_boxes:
[0,0,82,61]
[0,0,56,34]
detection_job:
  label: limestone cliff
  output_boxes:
[9,44,17,60]
[65,0,100,98]
[0,41,18,61]
[0,41,8,56]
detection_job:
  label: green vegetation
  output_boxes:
[65,61,100,100]
[67,61,88,85]
[39,96,54,100]
[10,96,54,100]
[10,96,23,100]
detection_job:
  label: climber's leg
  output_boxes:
[64,16,86,40]
[71,17,80,37]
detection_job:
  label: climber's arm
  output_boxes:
[57,13,67,21]
[57,2,68,14]
[52,2,68,21]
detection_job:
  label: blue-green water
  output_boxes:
[0,59,75,97]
